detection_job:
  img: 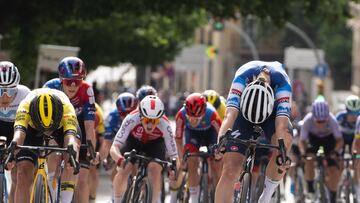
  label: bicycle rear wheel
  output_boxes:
[239,173,251,203]
[253,174,265,202]
[177,172,189,203]
[134,177,152,203]
[32,175,49,203]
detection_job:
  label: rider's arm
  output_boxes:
[110,114,137,163]
[162,119,178,159]
[330,115,344,152]
[275,116,293,151]
[217,107,239,141]
[299,117,310,155]
[84,120,96,148]
[175,111,185,158]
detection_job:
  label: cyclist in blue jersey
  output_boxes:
[215,61,293,203]
[335,95,360,153]
[136,85,157,102]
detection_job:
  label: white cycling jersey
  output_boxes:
[0,85,30,122]
[113,110,178,158]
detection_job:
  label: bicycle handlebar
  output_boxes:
[123,149,177,171]
[5,141,80,175]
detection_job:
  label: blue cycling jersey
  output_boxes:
[335,110,359,135]
[227,61,292,118]
[104,109,123,140]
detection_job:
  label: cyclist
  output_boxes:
[215,61,293,203]
[89,103,105,201]
[299,100,343,203]
[0,61,30,203]
[335,95,360,153]
[136,85,157,102]
[43,56,98,203]
[203,89,226,120]
[7,88,80,203]
[110,95,178,203]
[171,92,222,203]
[99,92,138,201]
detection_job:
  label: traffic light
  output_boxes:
[206,46,218,59]
[213,21,224,31]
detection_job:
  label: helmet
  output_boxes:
[345,95,360,112]
[0,61,20,88]
[240,79,274,124]
[29,93,64,132]
[58,57,86,79]
[312,101,329,121]
[116,92,138,113]
[136,85,157,101]
[139,95,165,119]
[184,93,207,117]
[203,90,221,109]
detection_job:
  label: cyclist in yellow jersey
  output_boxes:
[89,103,105,200]
[203,90,226,120]
[6,88,80,203]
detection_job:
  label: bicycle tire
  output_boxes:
[199,173,209,203]
[160,177,166,203]
[294,172,305,203]
[177,172,189,203]
[0,173,5,203]
[123,178,135,203]
[253,174,265,202]
[239,173,251,203]
[134,177,152,203]
[33,175,48,203]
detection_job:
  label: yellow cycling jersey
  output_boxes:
[14,88,78,133]
[216,101,226,120]
[95,103,105,136]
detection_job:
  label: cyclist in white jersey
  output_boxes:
[0,61,30,203]
[299,99,343,202]
[110,95,178,203]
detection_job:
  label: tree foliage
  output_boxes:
[0,0,356,85]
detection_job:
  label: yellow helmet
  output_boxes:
[29,93,63,132]
[203,90,221,109]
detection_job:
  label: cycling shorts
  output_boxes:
[183,127,217,153]
[224,111,293,155]
[120,135,166,163]
[306,133,337,166]
[16,126,80,165]
[0,120,14,146]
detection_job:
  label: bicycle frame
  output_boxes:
[30,156,50,203]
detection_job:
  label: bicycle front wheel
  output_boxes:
[134,177,152,203]
[199,173,209,203]
[239,173,251,203]
[32,175,49,203]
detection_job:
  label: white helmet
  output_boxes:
[345,95,360,112]
[139,95,165,119]
[0,61,20,88]
[240,79,274,124]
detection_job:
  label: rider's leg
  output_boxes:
[258,129,293,203]
[14,161,35,203]
[113,163,133,203]
[326,164,340,203]
[47,152,60,199]
[209,158,222,187]
[9,167,17,203]
[215,152,244,203]
[89,165,99,200]
[187,157,200,203]
[147,162,163,203]
[304,156,315,193]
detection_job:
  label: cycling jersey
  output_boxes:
[300,112,342,140]
[335,110,358,135]
[175,104,221,139]
[113,110,178,158]
[227,61,292,118]
[354,116,360,139]
[43,78,96,121]
[95,103,105,136]
[14,88,78,134]
[104,109,123,141]
[0,85,30,122]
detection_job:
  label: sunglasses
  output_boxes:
[62,78,82,86]
[185,114,203,120]
[141,117,160,125]
[0,88,17,97]
[315,119,327,124]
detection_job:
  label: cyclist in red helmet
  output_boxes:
[170,93,222,203]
